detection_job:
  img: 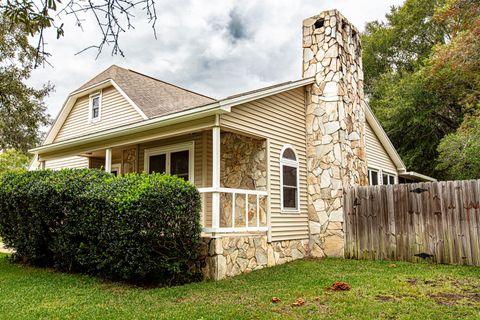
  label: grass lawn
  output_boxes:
[0,253,479,319]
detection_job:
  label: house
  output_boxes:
[29,9,434,279]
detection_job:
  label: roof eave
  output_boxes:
[398,170,437,182]
[218,77,315,109]
[32,77,315,155]
[365,103,407,171]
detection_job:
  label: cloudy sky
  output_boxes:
[28,0,404,119]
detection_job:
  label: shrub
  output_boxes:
[0,169,202,285]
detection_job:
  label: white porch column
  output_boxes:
[211,126,221,230]
[39,160,46,170]
[105,148,112,173]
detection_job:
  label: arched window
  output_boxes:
[280,145,299,212]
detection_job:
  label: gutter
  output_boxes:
[29,103,225,154]
[398,170,437,182]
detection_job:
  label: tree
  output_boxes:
[2,0,159,65]
[362,0,447,95]
[430,0,480,111]
[0,13,51,152]
[437,115,480,179]
[361,0,480,179]
[0,149,30,173]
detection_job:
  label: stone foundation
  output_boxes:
[200,235,309,280]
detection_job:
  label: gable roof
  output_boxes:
[32,77,315,154]
[75,65,215,118]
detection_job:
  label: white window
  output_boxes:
[382,172,396,185]
[368,167,397,185]
[368,168,379,186]
[111,163,122,176]
[144,142,194,182]
[280,145,299,212]
[89,92,102,122]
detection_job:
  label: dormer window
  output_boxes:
[89,92,102,122]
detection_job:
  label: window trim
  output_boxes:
[111,163,122,176]
[368,167,380,186]
[89,91,102,123]
[144,141,195,182]
[280,144,300,213]
[381,170,397,185]
[368,166,397,185]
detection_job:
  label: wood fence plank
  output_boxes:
[379,186,387,260]
[354,187,361,259]
[468,180,480,265]
[387,185,396,260]
[358,186,367,259]
[462,181,470,265]
[395,184,404,261]
[419,182,430,257]
[344,180,480,267]
[343,188,350,258]
[372,186,380,260]
[442,181,454,264]
[365,186,372,259]
[433,182,445,264]
[452,181,462,264]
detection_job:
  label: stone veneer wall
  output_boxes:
[219,132,268,228]
[302,10,368,257]
[220,132,267,191]
[200,236,309,280]
[122,147,137,173]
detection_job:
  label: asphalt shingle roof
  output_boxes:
[76,65,216,119]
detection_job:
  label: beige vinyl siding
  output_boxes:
[45,156,89,170]
[365,121,397,174]
[220,87,308,241]
[54,85,144,142]
[88,157,105,169]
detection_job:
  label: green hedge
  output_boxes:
[0,169,202,285]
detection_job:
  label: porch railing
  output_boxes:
[198,187,268,233]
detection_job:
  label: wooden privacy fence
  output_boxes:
[344,180,480,266]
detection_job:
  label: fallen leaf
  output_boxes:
[271,297,281,303]
[388,263,397,268]
[314,296,321,301]
[292,298,305,307]
[328,282,351,291]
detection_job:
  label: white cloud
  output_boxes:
[27,0,405,121]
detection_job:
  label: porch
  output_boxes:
[40,126,269,236]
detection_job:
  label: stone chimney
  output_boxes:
[302,10,368,257]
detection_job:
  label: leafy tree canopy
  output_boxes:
[362,0,480,179]
[437,114,480,180]
[0,149,31,173]
[0,13,51,152]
